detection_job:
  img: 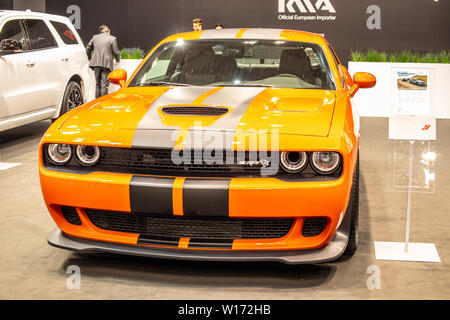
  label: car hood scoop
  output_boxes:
[161,106,230,116]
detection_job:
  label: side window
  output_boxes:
[0,19,27,50]
[143,46,176,81]
[50,21,78,45]
[328,44,345,87]
[24,19,57,50]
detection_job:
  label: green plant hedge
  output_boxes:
[350,50,449,64]
[120,47,145,59]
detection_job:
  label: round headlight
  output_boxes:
[310,152,341,174]
[47,144,72,165]
[280,151,308,173]
[75,145,100,166]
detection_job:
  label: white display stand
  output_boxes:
[374,242,440,263]
[348,62,450,119]
[374,66,440,263]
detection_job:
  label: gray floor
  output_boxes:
[0,117,449,299]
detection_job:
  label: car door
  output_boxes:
[0,18,40,122]
[22,18,62,112]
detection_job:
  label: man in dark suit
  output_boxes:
[86,25,120,98]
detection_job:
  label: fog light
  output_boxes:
[280,151,308,173]
[310,152,340,174]
[47,144,72,165]
[75,145,100,166]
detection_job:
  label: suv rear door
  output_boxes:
[0,18,42,125]
[22,18,64,112]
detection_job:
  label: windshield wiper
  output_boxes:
[130,81,188,87]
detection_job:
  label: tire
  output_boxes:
[343,154,359,256]
[58,81,84,117]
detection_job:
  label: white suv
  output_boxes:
[0,10,91,132]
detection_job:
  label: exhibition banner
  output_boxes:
[44,0,449,66]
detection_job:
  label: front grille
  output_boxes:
[161,106,229,116]
[44,144,343,180]
[61,206,81,225]
[97,148,275,177]
[302,218,327,237]
[86,209,294,240]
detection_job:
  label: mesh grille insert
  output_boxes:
[61,206,81,225]
[97,148,274,177]
[161,106,229,116]
[302,218,327,237]
[86,209,294,240]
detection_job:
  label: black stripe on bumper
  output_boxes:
[183,179,230,217]
[188,238,234,249]
[130,176,174,215]
[137,235,179,247]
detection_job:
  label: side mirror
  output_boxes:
[349,72,376,96]
[0,39,23,56]
[108,69,127,87]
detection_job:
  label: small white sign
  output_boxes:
[389,115,436,140]
[389,67,436,141]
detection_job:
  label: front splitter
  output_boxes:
[48,226,349,265]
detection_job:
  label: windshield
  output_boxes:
[129,39,335,90]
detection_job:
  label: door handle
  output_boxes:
[25,60,35,67]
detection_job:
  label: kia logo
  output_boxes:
[278,0,336,14]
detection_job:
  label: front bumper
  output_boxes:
[48,185,354,265]
[48,211,351,264]
[40,141,357,254]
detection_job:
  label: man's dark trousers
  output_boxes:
[94,66,110,98]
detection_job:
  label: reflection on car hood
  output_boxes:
[60,86,336,139]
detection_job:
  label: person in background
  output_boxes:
[215,24,224,29]
[86,25,120,98]
[192,18,203,31]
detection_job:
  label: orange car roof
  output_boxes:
[162,28,327,45]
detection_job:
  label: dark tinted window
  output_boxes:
[130,40,335,90]
[24,19,57,50]
[0,19,26,50]
[50,21,78,45]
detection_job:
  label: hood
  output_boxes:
[60,86,336,138]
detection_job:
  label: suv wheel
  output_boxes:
[59,81,83,117]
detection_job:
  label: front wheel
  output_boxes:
[343,155,359,256]
[59,81,84,117]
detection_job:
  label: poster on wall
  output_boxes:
[389,67,436,141]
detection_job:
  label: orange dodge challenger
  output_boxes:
[39,28,376,264]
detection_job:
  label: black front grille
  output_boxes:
[61,206,81,225]
[44,144,343,180]
[302,218,327,237]
[161,106,229,116]
[86,209,294,240]
[97,148,275,177]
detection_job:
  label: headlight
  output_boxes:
[310,152,341,174]
[75,145,100,166]
[46,144,72,165]
[280,151,308,173]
